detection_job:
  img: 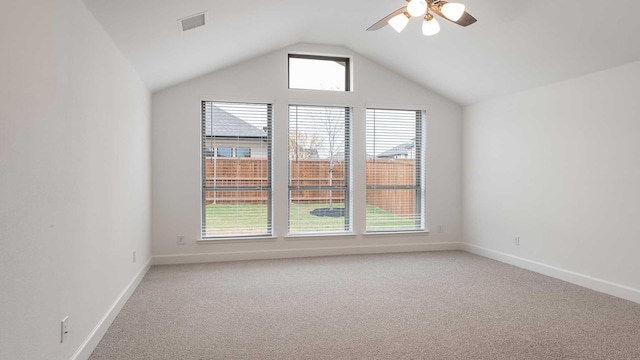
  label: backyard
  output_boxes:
[204,203,416,236]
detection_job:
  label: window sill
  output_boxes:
[197,231,427,243]
[197,236,277,244]
[363,230,429,237]
[285,232,357,241]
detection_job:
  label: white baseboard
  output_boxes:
[152,242,462,265]
[71,259,152,360]
[462,243,640,304]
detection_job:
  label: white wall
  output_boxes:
[0,1,151,359]
[463,60,640,303]
[152,43,463,263]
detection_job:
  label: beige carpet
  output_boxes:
[89,251,640,359]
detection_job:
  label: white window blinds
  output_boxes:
[201,101,272,238]
[288,105,352,234]
[366,108,425,232]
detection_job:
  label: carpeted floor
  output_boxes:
[89,251,640,359]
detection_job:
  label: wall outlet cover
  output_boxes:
[61,316,69,343]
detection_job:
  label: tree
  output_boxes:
[314,107,346,210]
[288,130,320,160]
[290,105,346,212]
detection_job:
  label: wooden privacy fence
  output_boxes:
[204,157,416,217]
[366,158,416,219]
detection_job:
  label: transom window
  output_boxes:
[288,54,350,91]
[201,101,272,237]
[366,108,425,232]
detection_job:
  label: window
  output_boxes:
[202,101,272,237]
[236,147,251,158]
[288,105,351,234]
[288,54,350,91]
[366,108,425,232]
[217,147,232,157]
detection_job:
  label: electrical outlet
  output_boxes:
[438,225,444,233]
[133,251,136,263]
[61,317,69,343]
[514,236,520,246]
[177,236,185,245]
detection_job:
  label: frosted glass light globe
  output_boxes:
[422,17,440,36]
[441,3,465,21]
[407,0,428,17]
[388,13,410,33]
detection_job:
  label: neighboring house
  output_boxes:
[290,145,319,159]
[205,105,268,158]
[377,140,415,159]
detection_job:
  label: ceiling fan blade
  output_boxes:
[430,6,477,27]
[367,6,407,31]
[452,11,477,26]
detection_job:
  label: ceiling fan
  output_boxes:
[367,0,476,36]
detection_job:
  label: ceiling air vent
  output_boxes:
[178,12,207,32]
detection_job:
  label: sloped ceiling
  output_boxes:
[84,0,640,105]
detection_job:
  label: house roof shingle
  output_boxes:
[206,105,267,138]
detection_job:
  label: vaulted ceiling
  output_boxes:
[84,0,640,105]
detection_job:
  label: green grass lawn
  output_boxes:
[204,203,416,236]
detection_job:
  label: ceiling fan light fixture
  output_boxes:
[366,0,476,34]
[441,2,466,21]
[388,12,411,33]
[407,0,428,17]
[422,14,440,36]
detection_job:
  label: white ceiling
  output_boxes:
[84,0,640,105]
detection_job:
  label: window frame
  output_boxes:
[201,101,273,239]
[287,104,353,235]
[365,108,426,233]
[288,54,351,92]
